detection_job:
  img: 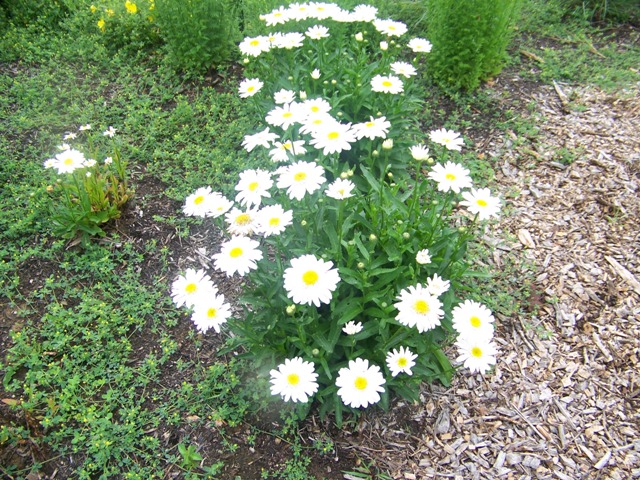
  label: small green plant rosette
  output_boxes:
[43,127,132,245]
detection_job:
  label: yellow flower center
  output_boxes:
[248,182,259,191]
[338,189,345,196]
[229,247,243,258]
[414,299,429,314]
[354,377,368,390]
[193,195,205,205]
[382,81,393,87]
[207,308,217,318]
[269,217,280,227]
[313,119,323,125]
[294,172,307,182]
[247,86,255,92]
[185,283,197,294]
[365,122,375,127]
[328,131,340,140]
[398,357,407,367]
[311,106,320,112]
[302,270,319,285]
[388,25,396,31]
[63,157,74,165]
[287,373,300,385]
[477,199,488,207]
[445,173,456,181]
[282,112,293,118]
[470,316,481,328]
[235,213,251,225]
[283,142,292,150]
[471,347,483,358]
[250,40,260,47]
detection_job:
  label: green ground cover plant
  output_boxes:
[0,0,637,478]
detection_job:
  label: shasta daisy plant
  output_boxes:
[169,2,503,422]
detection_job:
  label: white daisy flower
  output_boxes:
[408,37,433,53]
[302,97,332,117]
[305,24,330,39]
[265,102,304,130]
[104,157,113,165]
[335,358,385,409]
[373,19,408,37]
[273,32,305,49]
[79,124,91,131]
[238,78,264,98]
[371,74,404,94]
[299,112,337,136]
[342,321,363,335]
[270,357,319,403]
[351,116,391,140]
[273,88,296,105]
[429,128,464,151]
[262,6,290,26]
[309,122,357,155]
[309,2,339,20]
[386,346,417,377]
[276,161,326,200]
[325,178,355,200]
[460,188,501,220]
[428,161,472,193]
[242,127,279,152]
[283,254,340,307]
[190,293,232,334]
[452,300,495,340]
[234,169,273,208]
[183,186,217,217]
[238,35,271,57]
[351,4,378,22]
[416,249,431,265]
[310,68,321,79]
[409,144,430,161]
[52,148,87,174]
[390,61,417,78]
[102,126,117,137]
[455,337,498,374]
[394,284,444,333]
[212,236,263,277]
[255,204,293,237]
[426,273,450,297]
[225,207,259,236]
[268,140,307,163]
[288,2,312,21]
[63,132,77,140]
[171,268,217,308]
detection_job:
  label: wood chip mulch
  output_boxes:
[337,83,640,480]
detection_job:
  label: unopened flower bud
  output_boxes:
[355,32,364,42]
[458,226,466,233]
[337,111,342,116]
[312,348,320,356]
[299,91,307,100]
[340,171,349,179]
[403,232,410,239]
[427,158,435,165]
[286,305,296,315]
[301,220,307,226]
[323,80,329,85]
[331,79,337,85]
[380,41,388,51]
[381,302,388,308]
[387,172,393,178]
[243,58,250,64]
[288,76,293,81]
[382,139,393,150]
[357,262,365,269]
[46,185,54,193]
[369,234,377,241]
[397,220,403,225]
[372,150,379,157]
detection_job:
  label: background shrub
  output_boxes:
[561,0,640,24]
[0,0,70,29]
[154,0,242,73]
[424,0,522,92]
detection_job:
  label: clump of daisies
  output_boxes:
[42,124,131,244]
[170,2,502,422]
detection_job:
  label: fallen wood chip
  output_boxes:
[521,49,545,63]
[594,450,612,469]
[604,255,640,295]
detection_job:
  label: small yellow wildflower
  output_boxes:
[97,19,106,32]
[125,1,138,14]
[106,8,115,16]
[90,5,97,13]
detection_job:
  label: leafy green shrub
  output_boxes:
[154,0,242,73]
[1,0,69,29]
[424,0,522,92]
